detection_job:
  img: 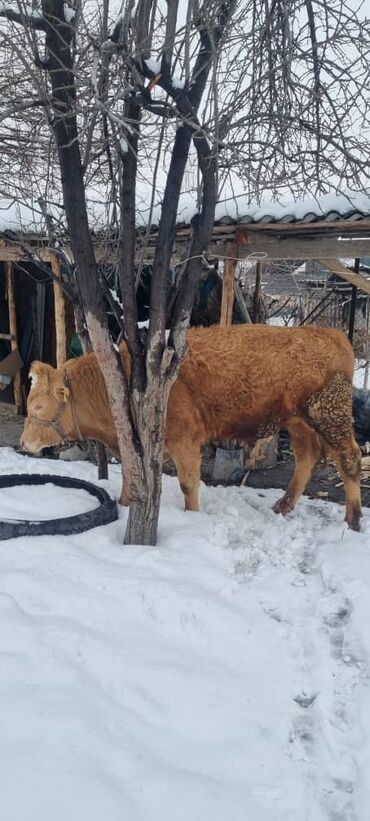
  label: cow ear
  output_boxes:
[54,380,70,403]
[29,361,52,390]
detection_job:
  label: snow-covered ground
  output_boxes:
[354,361,369,390]
[0,446,370,821]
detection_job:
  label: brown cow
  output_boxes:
[21,324,362,529]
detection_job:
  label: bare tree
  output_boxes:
[0,0,369,544]
[0,0,237,544]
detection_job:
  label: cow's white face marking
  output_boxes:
[29,372,38,391]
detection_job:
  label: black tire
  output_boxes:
[0,474,118,540]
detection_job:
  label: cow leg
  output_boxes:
[169,444,201,511]
[327,436,362,531]
[119,443,202,512]
[304,372,362,530]
[273,418,322,516]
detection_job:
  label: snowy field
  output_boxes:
[0,446,370,821]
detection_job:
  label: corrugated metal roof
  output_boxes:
[212,206,370,229]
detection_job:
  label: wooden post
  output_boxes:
[220,243,238,325]
[96,441,108,480]
[348,258,360,344]
[51,253,67,367]
[253,260,263,323]
[6,262,22,413]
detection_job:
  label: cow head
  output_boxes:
[21,362,72,453]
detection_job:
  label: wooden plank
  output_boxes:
[0,240,69,263]
[248,234,370,259]
[5,261,22,412]
[0,248,23,262]
[0,247,55,263]
[51,253,67,367]
[209,234,370,260]
[220,243,238,325]
[318,258,370,295]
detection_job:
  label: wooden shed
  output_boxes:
[1,192,370,416]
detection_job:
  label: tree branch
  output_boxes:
[0,3,48,31]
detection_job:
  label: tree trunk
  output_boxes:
[125,457,163,545]
[123,366,171,544]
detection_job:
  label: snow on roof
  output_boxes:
[1,187,370,236]
[0,198,46,235]
[210,188,370,227]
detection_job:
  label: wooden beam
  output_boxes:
[210,233,370,260]
[220,243,238,325]
[318,258,370,295]
[5,261,23,413]
[0,239,72,264]
[0,242,54,263]
[1,216,370,265]
[51,253,67,367]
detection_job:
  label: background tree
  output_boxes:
[0,0,369,544]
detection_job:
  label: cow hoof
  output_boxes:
[345,504,362,532]
[273,496,293,516]
[346,515,361,532]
